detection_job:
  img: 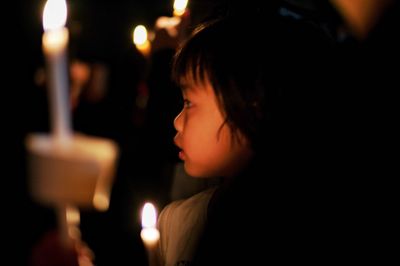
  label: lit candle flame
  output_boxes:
[140,202,160,246]
[43,0,67,31]
[173,0,188,16]
[140,202,160,265]
[133,25,148,46]
[141,202,157,228]
[133,25,151,56]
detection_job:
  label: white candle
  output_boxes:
[42,0,74,247]
[140,202,160,266]
[42,0,72,145]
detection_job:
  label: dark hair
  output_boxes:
[171,8,343,266]
[172,14,334,152]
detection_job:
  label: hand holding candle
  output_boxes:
[141,202,160,266]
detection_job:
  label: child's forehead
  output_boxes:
[179,72,209,90]
[179,74,217,99]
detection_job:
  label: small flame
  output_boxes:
[173,0,188,16]
[141,202,157,228]
[133,25,148,46]
[43,0,67,31]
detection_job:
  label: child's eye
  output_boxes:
[183,99,192,108]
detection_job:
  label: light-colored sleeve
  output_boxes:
[157,188,216,266]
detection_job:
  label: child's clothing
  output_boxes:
[157,187,217,266]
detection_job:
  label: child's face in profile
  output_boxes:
[173,76,253,178]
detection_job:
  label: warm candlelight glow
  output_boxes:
[42,0,69,54]
[141,228,160,245]
[141,202,157,228]
[173,0,188,17]
[133,25,148,45]
[140,202,160,247]
[43,0,67,31]
[42,28,69,54]
[133,25,151,56]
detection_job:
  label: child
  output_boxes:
[156,9,337,265]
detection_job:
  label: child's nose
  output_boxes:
[173,111,183,132]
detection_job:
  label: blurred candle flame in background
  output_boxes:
[133,25,151,57]
[173,0,188,17]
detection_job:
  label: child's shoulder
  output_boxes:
[160,186,217,220]
[157,187,218,265]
